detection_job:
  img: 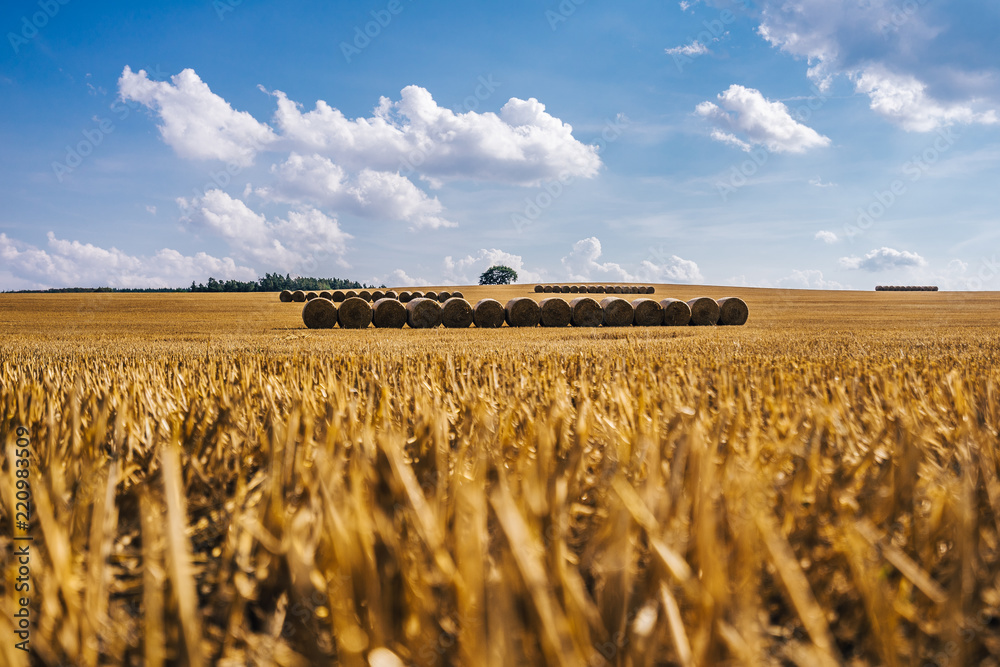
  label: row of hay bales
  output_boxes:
[534,285,655,294]
[280,289,466,303]
[874,285,939,291]
[303,295,748,329]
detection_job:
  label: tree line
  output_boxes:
[6,273,378,293]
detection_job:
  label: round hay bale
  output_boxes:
[613,286,624,294]
[292,290,306,302]
[534,285,543,293]
[452,291,464,299]
[539,297,572,327]
[601,297,634,327]
[569,297,603,327]
[279,290,293,302]
[358,290,372,302]
[384,290,398,300]
[717,297,749,326]
[559,285,571,294]
[319,290,333,300]
[438,291,452,302]
[660,298,692,326]
[424,291,438,301]
[505,297,541,327]
[631,298,663,326]
[406,298,442,329]
[587,285,598,293]
[302,298,338,329]
[371,290,385,301]
[569,285,580,293]
[372,298,407,328]
[543,285,554,293]
[344,290,358,299]
[398,291,412,303]
[473,298,505,328]
[687,297,720,326]
[332,290,346,302]
[339,297,373,329]
[411,291,424,299]
[441,297,474,328]
[305,291,318,301]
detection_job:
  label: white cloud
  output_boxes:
[178,189,351,271]
[839,247,927,271]
[775,269,849,290]
[696,85,831,153]
[386,269,429,288]
[809,178,837,188]
[443,248,542,284]
[269,84,601,186]
[754,0,1000,131]
[561,237,703,284]
[815,230,838,244]
[256,153,454,230]
[118,67,276,166]
[666,41,710,56]
[709,130,752,152]
[146,205,157,215]
[0,232,255,289]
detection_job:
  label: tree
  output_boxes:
[479,265,518,285]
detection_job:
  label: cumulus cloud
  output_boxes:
[754,0,1000,131]
[256,153,454,230]
[775,269,849,290]
[386,269,429,288]
[666,40,710,56]
[815,230,838,244]
[178,189,351,271]
[839,246,927,271]
[443,248,543,284]
[696,85,831,153]
[0,232,255,289]
[118,67,276,166]
[561,237,703,284]
[270,85,601,186]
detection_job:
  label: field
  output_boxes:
[2,285,1000,666]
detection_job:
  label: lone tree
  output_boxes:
[479,265,518,285]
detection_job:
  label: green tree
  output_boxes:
[479,265,518,285]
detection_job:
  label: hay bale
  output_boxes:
[411,291,424,299]
[358,290,372,302]
[302,298,338,329]
[384,290,398,299]
[438,291,452,302]
[587,285,598,294]
[339,297,373,329]
[601,297,634,327]
[505,297,541,327]
[598,286,608,293]
[425,291,438,301]
[539,297,572,327]
[344,290,358,299]
[372,298,407,328]
[687,297,720,326]
[559,285,571,294]
[569,285,580,293]
[543,285,554,293]
[534,285,543,293]
[319,290,333,300]
[441,297,474,328]
[406,298,442,329]
[332,290,346,302]
[660,298,692,326]
[717,297,749,326]
[473,299,505,328]
[569,297,603,327]
[279,290,293,302]
[613,286,624,294]
[398,291,412,303]
[305,291,318,300]
[631,298,663,326]
[452,291,464,299]
[372,290,385,301]
[292,290,306,302]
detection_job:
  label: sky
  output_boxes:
[1,0,999,291]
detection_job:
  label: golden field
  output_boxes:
[2,285,1000,666]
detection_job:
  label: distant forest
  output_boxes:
[7,273,381,293]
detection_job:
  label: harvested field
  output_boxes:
[2,286,996,667]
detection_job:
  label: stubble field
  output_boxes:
[2,285,1000,666]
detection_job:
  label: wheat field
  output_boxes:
[2,285,1000,666]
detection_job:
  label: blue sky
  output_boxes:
[2,0,999,290]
